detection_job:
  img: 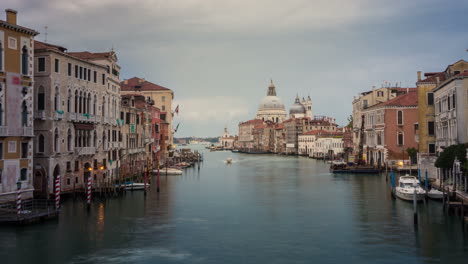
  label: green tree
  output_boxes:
[434,144,467,169]
[406,147,418,165]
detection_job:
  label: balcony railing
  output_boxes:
[69,112,77,121]
[0,126,8,136]
[54,111,64,120]
[22,127,34,137]
[74,147,96,156]
[34,111,46,120]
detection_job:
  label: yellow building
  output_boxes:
[0,9,39,200]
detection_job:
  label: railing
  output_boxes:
[74,146,96,155]
[34,111,46,120]
[22,127,34,137]
[0,199,58,223]
[69,112,77,121]
[54,112,64,120]
[95,115,101,123]
[0,126,7,136]
[127,147,146,154]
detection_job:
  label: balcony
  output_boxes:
[126,147,146,155]
[34,111,46,120]
[95,116,101,123]
[74,147,96,156]
[54,111,64,120]
[0,126,8,136]
[69,112,77,121]
[144,138,153,144]
[22,127,34,137]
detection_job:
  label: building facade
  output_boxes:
[256,81,287,123]
[0,9,38,201]
[121,77,174,151]
[33,40,121,196]
[219,127,235,149]
[238,119,263,151]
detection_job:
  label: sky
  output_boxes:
[4,0,468,137]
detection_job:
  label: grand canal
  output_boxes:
[1,146,467,263]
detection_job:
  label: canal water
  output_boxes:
[1,146,467,264]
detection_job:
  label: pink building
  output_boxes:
[361,89,418,167]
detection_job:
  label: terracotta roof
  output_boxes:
[418,72,447,83]
[240,119,263,125]
[68,51,113,60]
[371,90,418,108]
[300,130,343,137]
[455,71,468,77]
[121,77,171,92]
[275,124,284,130]
[34,40,67,52]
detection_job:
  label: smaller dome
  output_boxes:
[289,96,306,115]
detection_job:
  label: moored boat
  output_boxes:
[427,188,444,200]
[395,176,425,201]
[122,182,149,191]
[154,168,183,175]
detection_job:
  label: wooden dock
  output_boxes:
[0,199,59,225]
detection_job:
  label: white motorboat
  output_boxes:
[427,189,444,200]
[123,183,149,191]
[154,168,183,175]
[395,176,426,201]
[226,158,233,164]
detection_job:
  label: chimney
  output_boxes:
[417,71,421,81]
[123,79,128,85]
[436,76,440,85]
[5,9,17,25]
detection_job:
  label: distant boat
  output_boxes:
[231,149,239,153]
[154,168,183,175]
[122,183,149,191]
[226,158,233,164]
[395,176,425,201]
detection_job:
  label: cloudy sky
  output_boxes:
[5,0,468,137]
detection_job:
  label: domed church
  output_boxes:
[256,80,287,123]
[289,95,312,118]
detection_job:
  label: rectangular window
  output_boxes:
[21,142,28,158]
[68,63,72,76]
[362,100,368,109]
[453,93,456,108]
[75,160,79,172]
[397,111,403,125]
[38,93,45,110]
[102,74,106,85]
[427,92,434,105]
[120,112,124,120]
[0,142,3,159]
[54,58,59,73]
[428,121,435,136]
[162,96,165,102]
[162,105,165,111]
[83,67,87,80]
[397,133,404,145]
[428,143,436,154]
[75,65,78,78]
[66,162,71,172]
[94,71,97,83]
[88,69,91,81]
[79,67,83,79]
[126,113,130,124]
[103,159,107,169]
[448,96,451,110]
[38,57,46,72]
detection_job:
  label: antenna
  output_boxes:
[44,26,48,43]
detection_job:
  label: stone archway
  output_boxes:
[33,165,47,198]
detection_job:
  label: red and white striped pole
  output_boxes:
[17,183,22,216]
[87,177,92,208]
[55,176,61,210]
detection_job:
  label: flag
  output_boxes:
[174,123,180,133]
[175,105,179,115]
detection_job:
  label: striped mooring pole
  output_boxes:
[87,177,92,208]
[55,176,61,210]
[16,185,22,215]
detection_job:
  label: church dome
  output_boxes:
[259,96,285,111]
[289,96,306,114]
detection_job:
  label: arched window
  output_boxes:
[21,101,28,126]
[80,91,84,114]
[397,110,403,125]
[54,86,59,111]
[102,131,107,149]
[87,131,91,147]
[20,168,27,181]
[93,95,97,115]
[74,90,78,113]
[93,130,97,147]
[102,96,106,116]
[21,46,28,75]
[87,93,91,114]
[67,90,71,112]
[37,86,45,111]
[0,102,3,126]
[0,42,3,70]
[38,134,45,153]
[54,128,59,152]
[67,129,72,151]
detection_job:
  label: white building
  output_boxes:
[219,126,235,149]
[298,130,344,158]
